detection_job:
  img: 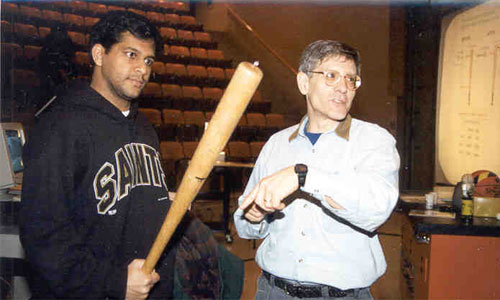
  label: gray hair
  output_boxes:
[298,40,361,75]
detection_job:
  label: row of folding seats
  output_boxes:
[2,2,196,29]
[140,108,285,142]
[160,28,216,49]
[140,84,270,113]
[1,20,216,51]
[162,46,230,67]
[148,63,231,86]
[160,140,265,188]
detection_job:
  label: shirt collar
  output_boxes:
[288,114,352,142]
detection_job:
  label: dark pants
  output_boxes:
[255,274,373,300]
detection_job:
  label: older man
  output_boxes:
[234,40,400,300]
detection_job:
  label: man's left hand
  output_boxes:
[239,166,298,214]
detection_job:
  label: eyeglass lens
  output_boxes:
[324,71,361,90]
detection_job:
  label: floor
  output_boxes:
[197,199,404,300]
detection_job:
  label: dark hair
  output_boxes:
[89,11,162,63]
[298,40,361,75]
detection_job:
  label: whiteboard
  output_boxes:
[436,0,500,184]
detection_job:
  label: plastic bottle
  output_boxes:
[460,173,474,225]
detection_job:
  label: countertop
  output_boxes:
[399,193,500,237]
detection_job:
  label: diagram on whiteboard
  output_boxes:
[437,0,500,184]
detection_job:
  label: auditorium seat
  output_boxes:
[202,87,223,111]
[128,8,146,17]
[181,85,203,111]
[179,15,201,31]
[68,1,90,16]
[1,43,23,66]
[22,45,42,68]
[162,109,184,141]
[2,3,20,19]
[165,63,187,84]
[249,141,265,161]
[181,110,205,141]
[146,11,164,25]
[189,47,208,65]
[207,49,231,68]
[13,23,40,46]
[38,27,51,39]
[161,83,183,108]
[1,21,14,43]
[263,113,286,139]
[107,5,126,13]
[40,10,64,28]
[166,45,190,64]
[74,51,91,76]
[186,64,208,86]
[159,27,177,43]
[19,5,42,25]
[164,13,180,27]
[84,17,100,30]
[151,61,166,82]
[176,29,196,47]
[240,112,266,142]
[182,141,199,159]
[67,31,87,50]
[207,67,227,88]
[63,13,85,32]
[160,141,185,189]
[139,108,162,135]
[87,3,108,17]
[193,31,215,49]
[227,141,252,162]
[141,83,162,108]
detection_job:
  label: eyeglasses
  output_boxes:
[307,70,362,90]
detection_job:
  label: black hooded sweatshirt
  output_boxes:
[20,80,175,299]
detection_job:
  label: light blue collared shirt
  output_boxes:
[234,115,400,290]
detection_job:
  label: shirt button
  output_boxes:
[314,189,319,193]
[303,204,308,208]
[298,259,303,263]
[312,149,315,153]
[301,231,306,236]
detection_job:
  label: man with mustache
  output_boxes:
[234,40,400,299]
[20,11,174,299]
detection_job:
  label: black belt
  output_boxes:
[263,271,356,298]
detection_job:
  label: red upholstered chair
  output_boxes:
[262,113,286,140]
[151,61,166,82]
[162,109,184,141]
[207,67,227,88]
[160,141,185,188]
[141,83,162,108]
[139,108,162,128]
[181,110,206,141]
[161,83,183,108]
[227,141,252,162]
[181,85,203,111]
[159,27,177,42]
[249,141,266,161]
[186,64,208,86]
[63,13,84,31]
[38,27,51,39]
[88,3,108,17]
[240,112,266,142]
[146,11,164,25]
[167,45,190,64]
[84,17,100,29]
[202,87,223,111]
[165,63,187,84]
[128,8,146,17]
[164,13,180,27]
[189,47,208,65]
[177,29,195,47]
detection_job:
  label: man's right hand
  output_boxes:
[126,259,160,300]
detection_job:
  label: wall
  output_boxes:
[196,1,400,134]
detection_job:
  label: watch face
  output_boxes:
[296,164,307,174]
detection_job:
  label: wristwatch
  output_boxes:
[294,163,308,188]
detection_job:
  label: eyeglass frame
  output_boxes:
[306,70,362,90]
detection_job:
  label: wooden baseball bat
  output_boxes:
[142,61,263,274]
